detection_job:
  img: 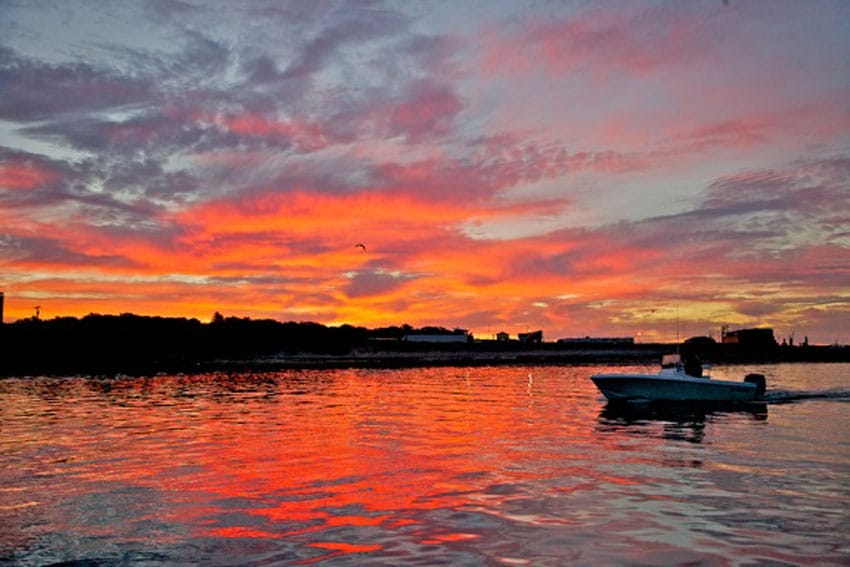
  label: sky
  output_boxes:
[1,0,849,344]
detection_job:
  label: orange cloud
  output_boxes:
[4,166,845,342]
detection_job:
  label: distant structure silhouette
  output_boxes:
[0,291,4,325]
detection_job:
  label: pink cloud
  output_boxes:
[479,5,709,79]
[388,80,464,142]
[217,112,330,151]
[666,119,767,152]
[0,162,57,190]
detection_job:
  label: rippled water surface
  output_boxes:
[2,364,848,565]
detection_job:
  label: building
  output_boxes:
[518,330,543,344]
[402,328,471,344]
[721,327,777,348]
[496,331,510,342]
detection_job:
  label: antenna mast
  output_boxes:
[676,305,680,354]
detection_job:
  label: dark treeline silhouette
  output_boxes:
[2,313,361,363]
[0,313,466,375]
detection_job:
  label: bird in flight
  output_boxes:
[355,243,366,251]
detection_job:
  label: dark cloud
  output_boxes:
[0,233,137,268]
[345,269,420,298]
[21,110,231,157]
[618,156,850,249]
[703,157,850,215]
[0,47,154,123]
[0,146,170,231]
[222,4,410,113]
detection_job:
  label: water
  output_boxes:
[1,364,848,565]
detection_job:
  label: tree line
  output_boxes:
[0,313,461,375]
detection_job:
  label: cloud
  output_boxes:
[0,145,171,233]
[21,109,215,156]
[0,1,847,342]
[279,5,409,81]
[387,80,464,142]
[0,148,62,191]
[213,111,331,153]
[0,233,137,268]
[344,269,421,298]
[479,4,711,79]
[0,47,154,123]
[695,157,850,252]
[667,119,768,152]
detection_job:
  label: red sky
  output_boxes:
[1,1,848,343]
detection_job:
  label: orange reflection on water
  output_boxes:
[3,365,848,565]
[297,542,384,564]
[207,526,276,539]
[418,532,480,545]
[0,368,611,561]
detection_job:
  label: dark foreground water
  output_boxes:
[1,363,848,566]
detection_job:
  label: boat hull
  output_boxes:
[590,373,759,402]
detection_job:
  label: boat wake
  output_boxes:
[761,388,850,404]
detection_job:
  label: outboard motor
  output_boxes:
[744,373,766,398]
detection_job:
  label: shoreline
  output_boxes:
[3,314,846,378]
[2,345,848,378]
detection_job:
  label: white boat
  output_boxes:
[591,354,766,403]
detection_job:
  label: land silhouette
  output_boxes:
[0,313,846,377]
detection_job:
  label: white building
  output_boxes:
[402,330,470,343]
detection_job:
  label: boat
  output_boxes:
[590,354,766,403]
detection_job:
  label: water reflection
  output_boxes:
[3,369,582,564]
[597,402,768,444]
[2,366,848,565]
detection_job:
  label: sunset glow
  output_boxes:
[1,1,848,342]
